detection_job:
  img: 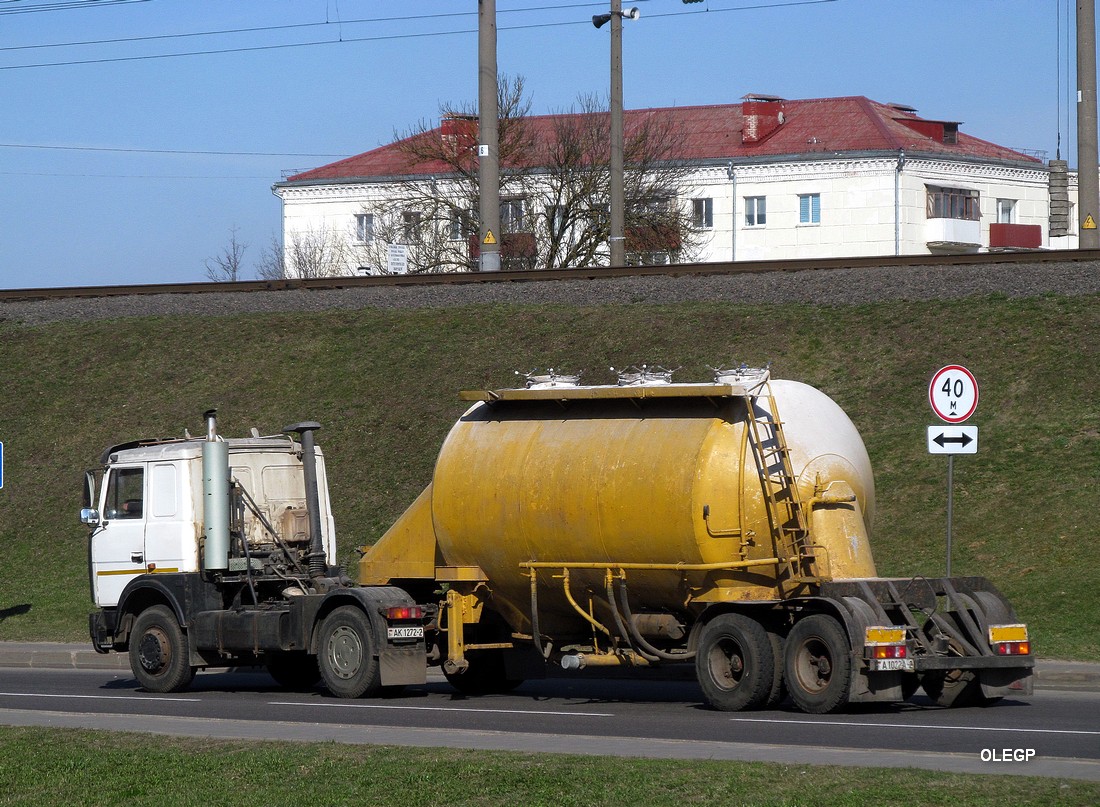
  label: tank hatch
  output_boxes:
[461,367,769,402]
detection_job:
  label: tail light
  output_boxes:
[385,605,424,621]
[864,626,911,669]
[989,624,1030,656]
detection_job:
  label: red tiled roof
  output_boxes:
[283,95,1039,184]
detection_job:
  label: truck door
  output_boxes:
[91,465,146,608]
[143,462,189,575]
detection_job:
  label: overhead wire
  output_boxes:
[0,0,834,71]
[0,0,148,15]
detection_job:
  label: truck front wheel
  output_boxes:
[317,606,382,698]
[784,614,851,714]
[695,613,777,711]
[129,605,195,693]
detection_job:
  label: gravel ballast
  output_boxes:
[3,261,1099,325]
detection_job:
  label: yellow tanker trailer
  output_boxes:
[360,367,1033,714]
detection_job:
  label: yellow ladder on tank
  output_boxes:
[744,384,818,596]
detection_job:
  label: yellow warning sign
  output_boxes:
[483,230,497,245]
[1084,214,1097,230]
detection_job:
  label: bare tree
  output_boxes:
[358,77,701,273]
[256,226,352,279]
[204,227,248,282]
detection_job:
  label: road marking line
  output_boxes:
[0,692,201,703]
[730,717,1100,736]
[269,700,613,718]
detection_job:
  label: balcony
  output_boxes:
[926,218,981,252]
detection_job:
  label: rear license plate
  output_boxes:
[871,658,914,672]
[387,626,424,640]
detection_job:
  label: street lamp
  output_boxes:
[593,4,639,267]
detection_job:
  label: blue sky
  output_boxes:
[0,0,1080,288]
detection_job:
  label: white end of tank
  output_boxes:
[769,380,876,532]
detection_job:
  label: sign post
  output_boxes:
[928,365,979,577]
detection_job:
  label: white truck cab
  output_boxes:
[83,433,337,608]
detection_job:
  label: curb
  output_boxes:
[0,643,1097,692]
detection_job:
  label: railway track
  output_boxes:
[2,249,1099,303]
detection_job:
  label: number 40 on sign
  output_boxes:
[929,365,978,424]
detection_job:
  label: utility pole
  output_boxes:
[609,0,625,267]
[1078,0,1100,248]
[478,0,501,271]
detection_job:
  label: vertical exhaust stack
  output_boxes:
[202,409,230,571]
[284,421,326,579]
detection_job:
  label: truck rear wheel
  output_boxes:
[317,606,382,699]
[129,605,195,693]
[784,614,851,714]
[695,613,776,711]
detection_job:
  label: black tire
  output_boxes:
[129,605,195,693]
[921,593,1008,708]
[265,651,321,691]
[763,629,787,708]
[444,650,524,696]
[921,665,982,708]
[695,613,776,711]
[784,614,852,714]
[317,606,382,699]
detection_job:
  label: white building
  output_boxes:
[273,95,1076,275]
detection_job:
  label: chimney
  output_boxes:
[441,112,477,157]
[742,94,785,144]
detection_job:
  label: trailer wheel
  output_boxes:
[129,605,195,693]
[784,614,851,714]
[695,613,776,711]
[921,592,1010,708]
[317,606,382,699]
[265,651,321,691]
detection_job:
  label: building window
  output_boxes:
[692,198,713,229]
[402,211,422,243]
[798,193,821,224]
[448,209,473,241]
[501,198,525,233]
[997,199,1016,224]
[927,186,980,221]
[589,202,610,228]
[354,213,374,243]
[547,205,568,237]
[745,196,766,227]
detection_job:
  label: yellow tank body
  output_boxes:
[360,377,878,637]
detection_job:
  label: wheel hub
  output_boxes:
[327,625,363,680]
[137,628,169,673]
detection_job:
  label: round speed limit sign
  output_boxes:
[929,365,979,423]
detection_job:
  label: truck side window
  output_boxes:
[105,467,144,520]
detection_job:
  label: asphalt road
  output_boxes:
[0,666,1097,781]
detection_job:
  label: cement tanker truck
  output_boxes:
[83,368,1033,714]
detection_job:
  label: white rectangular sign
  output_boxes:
[386,244,409,275]
[927,425,978,454]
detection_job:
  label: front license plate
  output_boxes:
[387,626,424,640]
[872,658,915,672]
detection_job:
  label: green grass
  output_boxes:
[0,295,1097,660]
[0,727,1096,807]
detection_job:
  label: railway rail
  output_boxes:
[3,249,1099,303]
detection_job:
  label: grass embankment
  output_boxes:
[0,727,1096,807]
[0,296,1096,659]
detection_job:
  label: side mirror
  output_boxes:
[82,469,97,509]
[81,470,100,526]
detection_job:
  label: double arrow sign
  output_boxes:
[927,425,978,455]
